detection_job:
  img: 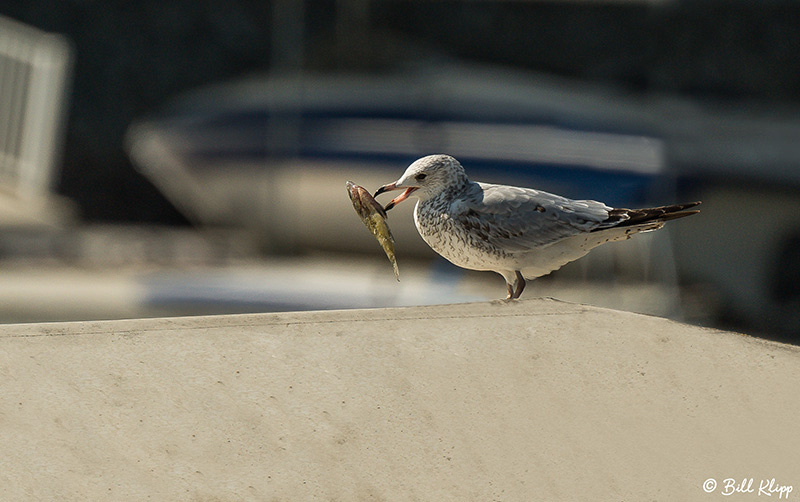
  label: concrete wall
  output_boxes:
[0,299,797,500]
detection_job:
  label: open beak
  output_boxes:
[374,183,418,212]
[373,183,396,198]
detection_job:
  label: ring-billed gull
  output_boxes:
[375,154,700,300]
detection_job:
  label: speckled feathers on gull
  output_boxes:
[375,154,699,299]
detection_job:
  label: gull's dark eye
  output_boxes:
[415,173,427,182]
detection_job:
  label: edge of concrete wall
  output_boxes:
[1,299,797,500]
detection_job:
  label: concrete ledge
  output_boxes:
[1,299,797,500]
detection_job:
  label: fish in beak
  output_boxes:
[346,181,399,280]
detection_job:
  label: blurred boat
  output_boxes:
[125,64,668,257]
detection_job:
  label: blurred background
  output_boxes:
[1,1,799,343]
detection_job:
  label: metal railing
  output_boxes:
[0,15,71,199]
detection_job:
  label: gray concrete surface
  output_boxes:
[0,299,797,500]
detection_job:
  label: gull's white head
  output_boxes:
[375,154,469,210]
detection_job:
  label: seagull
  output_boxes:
[374,154,700,300]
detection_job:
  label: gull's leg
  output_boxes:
[505,281,514,301]
[499,270,523,301]
[512,271,526,299]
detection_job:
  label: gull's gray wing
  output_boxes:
[449,182,614,252]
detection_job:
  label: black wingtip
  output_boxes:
[599,201,702,230]
[658,209,701,223]
[659,201,702,222]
